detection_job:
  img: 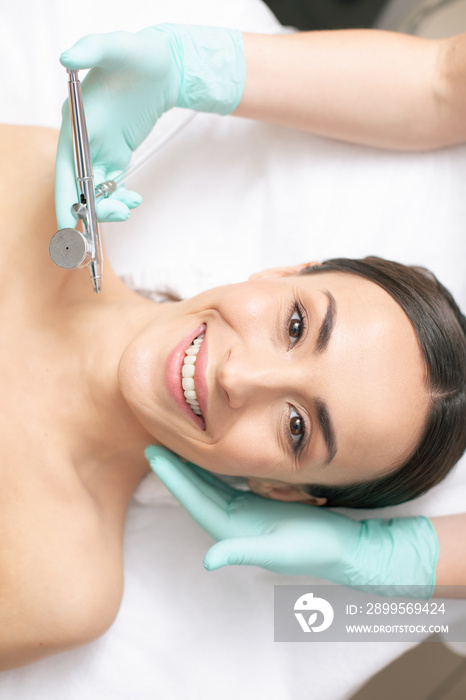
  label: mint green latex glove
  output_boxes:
[55,24,245,229]
[145,446,439,599]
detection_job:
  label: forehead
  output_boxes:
[291,271,429,483]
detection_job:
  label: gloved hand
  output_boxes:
[55,24,245,229]
[145,446,439,599]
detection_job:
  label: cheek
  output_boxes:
[194,417,285,479]
[142,410,284,480]
[216,283,276,336]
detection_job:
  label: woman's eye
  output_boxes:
[288,305,304,348]
[288,407,305,451]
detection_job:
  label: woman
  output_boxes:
[1,27,464,672]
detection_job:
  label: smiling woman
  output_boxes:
[118,254,464,513]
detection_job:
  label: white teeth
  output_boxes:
[185,345,200,356]
[181,331,205,419]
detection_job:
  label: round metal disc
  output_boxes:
[49,228,89,269]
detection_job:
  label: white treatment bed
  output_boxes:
[1,1,465,698]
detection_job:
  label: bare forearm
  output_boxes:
[235,30,464,151]
[431,513,466,598]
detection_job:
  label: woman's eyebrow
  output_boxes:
[314,290,336,354]
[315,398,338,466]
[309,289,338,466]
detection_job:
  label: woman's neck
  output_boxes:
[59,280,165,477]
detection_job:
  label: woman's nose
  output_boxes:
[218,349,295,409]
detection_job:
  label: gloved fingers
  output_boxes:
[204,536,276,571]
[146,446,236,502]
[146,446,233,508]
[55,123,79,230]
[110,187,143,210]
[92,164,111,187]
[60,32,133,70]
[60,32,139,72]
[145,446,233,530]
[94,187,143,223]
[95,198,131,223]
[186,462,238,499]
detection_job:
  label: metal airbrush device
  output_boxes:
[49,69,115,294]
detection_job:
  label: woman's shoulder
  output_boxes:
[0,124,70,300]
[0,124,58,226]
[0,443,124,669]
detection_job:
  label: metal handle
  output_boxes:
[67,69,103,293]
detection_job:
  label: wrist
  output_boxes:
[350,516,439,599]
[159,24,246,115]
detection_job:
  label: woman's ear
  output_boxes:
[248,261,322,281]
[247,478,327,506]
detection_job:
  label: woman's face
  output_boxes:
[119,266,429,500]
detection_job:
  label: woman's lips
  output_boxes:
[165,324,207,430]
[194,331,208,423]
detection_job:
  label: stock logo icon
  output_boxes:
[294,592,334,633]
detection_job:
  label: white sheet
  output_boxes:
[1,1,465,698]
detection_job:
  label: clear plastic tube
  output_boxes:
[95,112,197,200]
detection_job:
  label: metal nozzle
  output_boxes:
[48,228,93,269]
[95,180,117,200]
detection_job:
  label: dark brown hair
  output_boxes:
[300,257,466,509]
